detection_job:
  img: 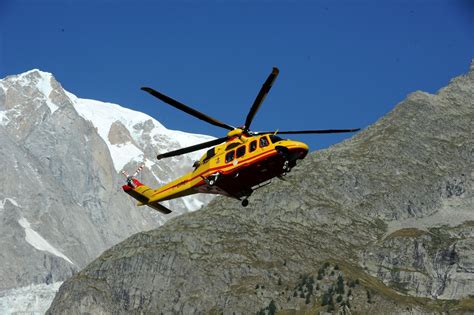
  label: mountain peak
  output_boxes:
[1,68,60,115]
[21,68,53,78]
[5,69,55,87]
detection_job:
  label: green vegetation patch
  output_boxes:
[386,228,428,239]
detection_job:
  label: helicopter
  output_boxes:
[122,68,360,213]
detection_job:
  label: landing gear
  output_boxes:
[282,160,291,173]
[240,188,253,207]
[205,173,220,186]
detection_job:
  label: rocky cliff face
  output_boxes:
[48,60,474,314]
[0,70,213,312]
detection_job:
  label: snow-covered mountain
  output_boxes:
[67,84,215,212]
[0,69,214,313]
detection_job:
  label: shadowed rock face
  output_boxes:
[48,61,474,314]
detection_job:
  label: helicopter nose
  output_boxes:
[290,140,308,151]
[296,142,309,158]
[285,141,308,159]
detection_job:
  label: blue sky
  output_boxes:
[1,0,473,150]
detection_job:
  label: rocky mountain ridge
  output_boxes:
[0,69,213,313]
[48,60,474,314]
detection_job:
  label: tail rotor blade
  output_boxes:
[133,164,145,177]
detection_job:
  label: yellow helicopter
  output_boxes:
[122,68,359,213]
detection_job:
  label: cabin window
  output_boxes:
[203,147,215,162]
[269,135,283,143]
[236,145,246,158]
[225,151,235,163]
[259,136,269,148]
[249,140,257,152]
[226,143,239,151]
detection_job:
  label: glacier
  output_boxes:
[0,282,62,315]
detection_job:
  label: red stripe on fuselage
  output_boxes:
[151,145,303,197]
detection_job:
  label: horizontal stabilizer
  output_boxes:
[148,202,172,214]
[123,183,173,214]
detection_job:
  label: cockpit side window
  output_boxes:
[236,145,245,158]
[203,147,215,163]
[249,140,257,152]
[259,136,269,148]
[225,151,235,163]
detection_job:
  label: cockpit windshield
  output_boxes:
[269,135,283,143]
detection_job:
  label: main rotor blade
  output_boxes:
[157,136,228,160]
[141,87,234,131]
[244,67,279,131]
[256,128,361,135]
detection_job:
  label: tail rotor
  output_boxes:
[132,164,145,177]
[122,164,145,187]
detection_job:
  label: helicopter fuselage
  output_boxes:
[122,133,308,211]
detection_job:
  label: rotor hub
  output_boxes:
[227,128,244,138]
